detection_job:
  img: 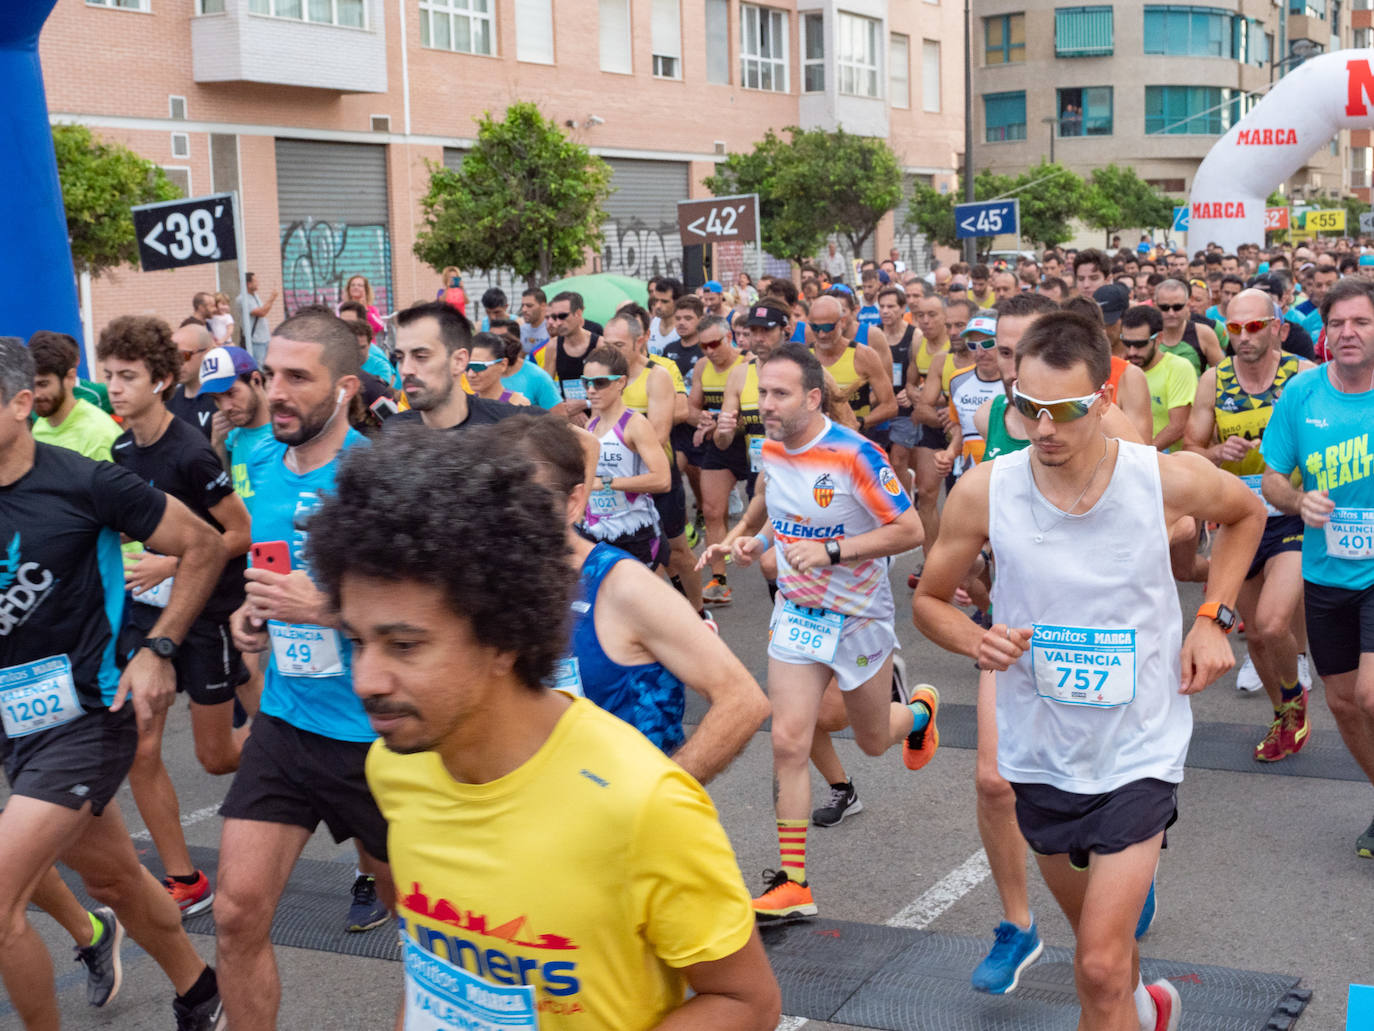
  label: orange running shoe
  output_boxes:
[751,869,817,921]
[903,684,941,771]
[164,870,214,918]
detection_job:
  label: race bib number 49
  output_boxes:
[268,622,344,678]
[1325,508,1374,560]
[403,940,538,1031]
[1031,625,1137,708]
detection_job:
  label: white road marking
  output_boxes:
[773,849,991,1029]
[131,803,222,842]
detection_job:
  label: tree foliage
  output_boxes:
[1080,164,1176,244]
[907,182,957,249]
[53,123,182,278]
[414,102,612,287]
[706,130,830,265]
[906,161,1083,251]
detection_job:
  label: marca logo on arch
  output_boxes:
[1346,58,1374,116]
[1234,128,1297,146]
[1191,201,1247,220]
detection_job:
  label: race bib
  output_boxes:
[1031,625,1137,708]
[268,621,344,678]
[772,600,845,664]
[748,435,765,473]
[0,655,82,738]
[561,379,587,402]
[587,489,626,517]
[132,575,174,609]
[403,939,538,1031]
[893,362,904,388]
[1325,507,1374,560]
[550,657,584,697]
[1239,474,1282,518]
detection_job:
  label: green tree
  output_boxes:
[53,123,181,277]
[1080,164,1175,246]
[906,182,957,249]
[1010,161,1083,249]
[705,130,832,265]
[415,102,612,288]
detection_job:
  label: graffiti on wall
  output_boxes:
[594,220,682,281]
[892,227,934,277]
[280,219,393,317]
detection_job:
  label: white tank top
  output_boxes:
[988,440,1190,793]
[584,409,661,542]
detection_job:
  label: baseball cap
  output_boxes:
[199,345,257,394]
[744,300,790,329]
[1093,283,1131,326]
[961,313,998,339]
[702,280,724,293]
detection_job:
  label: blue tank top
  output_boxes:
[555,542,685,753]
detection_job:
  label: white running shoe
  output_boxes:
[1235,653,1263,694]
[1297,652,1312,690]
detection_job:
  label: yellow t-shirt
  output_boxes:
[367,698,755,1031]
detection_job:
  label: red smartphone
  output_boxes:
[251,541,292,572]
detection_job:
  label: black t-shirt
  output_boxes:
[661,338,704,391]
[0,442,167,709]
[112,417,245,620]
[386,396,544,433]
[167,385,219,440]
[552,332,602,401]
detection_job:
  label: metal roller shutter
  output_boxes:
[894,173,935,276]
[600,158,689,280]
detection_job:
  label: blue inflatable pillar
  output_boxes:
[1,1,86,372]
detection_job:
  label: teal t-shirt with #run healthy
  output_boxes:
[1261,365,1374,590]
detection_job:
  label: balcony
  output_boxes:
[191,0,387,93]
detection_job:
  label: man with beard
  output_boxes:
[218,309,394,1029]
[28,330,121,461]
[1119,306,1198,453]
[199,347,273,507]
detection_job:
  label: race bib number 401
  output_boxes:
[403,940,538,1031]
[1325,508,1374,560]
[1031,625,1137,708]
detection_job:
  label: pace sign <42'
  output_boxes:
[955,199,1019,240]
[132,192,238,272]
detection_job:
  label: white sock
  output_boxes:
[355,867,366,880]
[1133,978,1155,1030]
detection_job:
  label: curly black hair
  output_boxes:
[96,315,181,392]
[305,426,576,689]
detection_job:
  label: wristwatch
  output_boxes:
[824,540,843,565]
[1196,602,1237,634]
[142,636,180,660]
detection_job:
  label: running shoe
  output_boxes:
[1254,689,1310,762]
[751,869,817,921]
[173,991,227,1031]
[702,578,732,606]
[684,522,699,548]
[699,609,720,634]
[165,871,214,918]
[1234,653,1262,693]
[970,918,1043,994]
[902,684,941,771]
[811,781,863,827]
[73,906,123,1007]
[1145,978,1182,1031]
[346,874,390,933]
[1135,878,1156,939]
[1356,817,1374,859]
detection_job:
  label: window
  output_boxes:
[1290,0,1326,15]
[1356,26,1373,47]
[1143,6,1250,58]
[1145,85,1251,135]
[1056,86,1112,135]
[922,39,941,112]
[1055,6,1112,56]
[1145,177,1186,193]
[170,132,190,159]
[837,12,880,97]
[740,4,788,92]
[985,13,1025,64]
[891,34,911,109]
[803,12,825,93]
[198,0,225,11]
[160,167,191,198]
[984,91,1027,142]
[598,0,632,73]
[705,0,730,83]
[87,0,151,9]
[516,0,554,63]
[420,0,493,51]
[251,0,365,25]
[652,0,681,77]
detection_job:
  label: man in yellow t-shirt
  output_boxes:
[1120,305,1199,453]
[29,330,121,461]
[303,426,779,1031]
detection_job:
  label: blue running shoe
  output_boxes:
[1135,878,1157,940]
[971,919,1043,994]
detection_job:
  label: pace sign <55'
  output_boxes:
[132,192,239,272]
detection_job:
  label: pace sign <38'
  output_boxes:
[132,192,238,272]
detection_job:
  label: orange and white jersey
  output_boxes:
[762,417,910,620]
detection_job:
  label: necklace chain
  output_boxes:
[1027,436,1112,542]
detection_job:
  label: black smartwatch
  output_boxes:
[824,540,843,565]
[142,636,179,660]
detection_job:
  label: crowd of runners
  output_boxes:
[3,235,1374,1031]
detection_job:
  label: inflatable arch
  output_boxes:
[1189,49,1374,253]
[2,0,85,369]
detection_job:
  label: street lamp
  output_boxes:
[1271,38,1323,83]
[1042,116,1058,163]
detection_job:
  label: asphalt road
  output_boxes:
[6,552,1372,1030]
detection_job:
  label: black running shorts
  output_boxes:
[1,706,137,816]
[1011,777,1178,871]
[671,424,705,467]
[1245,515,1304,581]
[123,608,249,706]
[653,467,688,540]
[916,424,950,450]
[219,713,388,861]
[1305,579,1374,678]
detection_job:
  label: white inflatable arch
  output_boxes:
[1188,49,1374,252]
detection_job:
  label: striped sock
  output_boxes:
[778,820,808,883]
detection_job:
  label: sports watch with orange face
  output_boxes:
[1196,602,1237,633]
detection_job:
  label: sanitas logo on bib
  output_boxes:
[0,534,56,636]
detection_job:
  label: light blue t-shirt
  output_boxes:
[247,428,375,741]
[501,359,561,410]
[364,343,400,390]
[857,304,882,331]
[1261,365,1374,590]
[224,422,274,513]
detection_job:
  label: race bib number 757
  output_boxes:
[1030,625,1137,708]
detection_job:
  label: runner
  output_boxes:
[910,294,956,555]
[166,324,219,439]
[29,331,121,461]
[303,427,782,1030]
[878,285,920,496]
[663,296,708,543]
[497,413,769,781]
[466,331,531,405]
[487,317,562,409]
[823,288,896,451]
[99,316,253,917]
[742,343,940,920]
[200,346,274,508]
[913,309,1266,1031]
[1183,288,1314,762]
[937,312,1006,481]
[647,275,684,354]
[217,310,394,1029]
[580,346,672,568]
[1261,277,1374,854]
[0,337,229,1031]
[692,315,748,604]
[1120,306,1199,453]
[1154,278,1224,375]
[538,290,601,420]
[807,295,897,448]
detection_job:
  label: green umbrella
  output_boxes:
[540,273,649,327]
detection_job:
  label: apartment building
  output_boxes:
[41,0,963,340]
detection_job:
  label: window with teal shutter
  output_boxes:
[1055,7,1113,57]
[985,91,1027,142]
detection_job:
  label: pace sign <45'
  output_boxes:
[132,192,238,272]
[955,199,1019,240]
